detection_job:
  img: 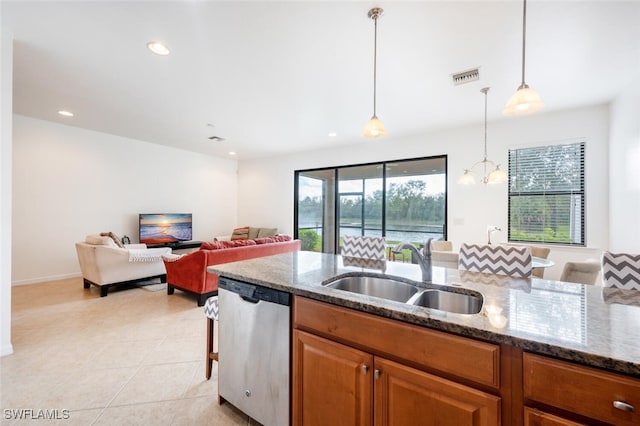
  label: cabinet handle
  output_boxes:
[613,400,635,412]
[374,369,381,380]
[361,364,369,375]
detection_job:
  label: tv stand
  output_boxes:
[147,241,202,251]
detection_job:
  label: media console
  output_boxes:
[147,241,203,251]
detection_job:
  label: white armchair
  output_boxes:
[75,234,171,297]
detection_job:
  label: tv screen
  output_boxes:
[139,213,192,244]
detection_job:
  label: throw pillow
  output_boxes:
[253,237,275,245]
[273,234,292,242]
[257,227,278,238]
[248,227,261,240]
[201,241,225,250]
[100,232,125,248]
[231,226,250,240]
[221,239,257,248]
[85,234,117,246]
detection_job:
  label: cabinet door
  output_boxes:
[293,330,373,426]
[374,357,500,426]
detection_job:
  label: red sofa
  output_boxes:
[163,237,301,306]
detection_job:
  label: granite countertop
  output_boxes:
[208,251,640,378]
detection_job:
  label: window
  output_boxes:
[295,156,447,255]
[508,141,585,245]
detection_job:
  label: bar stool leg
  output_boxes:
[205,317,218,380]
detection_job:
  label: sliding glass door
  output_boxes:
[337,164,383,251]
[295,156,447,259]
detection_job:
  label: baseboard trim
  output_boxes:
[1,343,14,357]
[12,272,82,286]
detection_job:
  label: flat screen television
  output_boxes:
[139,213,193,244]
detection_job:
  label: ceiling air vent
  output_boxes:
[208,136,226,142]
[452,68,480,86]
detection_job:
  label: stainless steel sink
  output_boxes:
[325,276,419,303]
[324,275,484,315]
[409,289,483,315]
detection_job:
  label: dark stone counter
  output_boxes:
[208,251,640,377]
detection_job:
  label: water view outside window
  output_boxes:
[295,157,447,256]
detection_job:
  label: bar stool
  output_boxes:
[203,295,219,380]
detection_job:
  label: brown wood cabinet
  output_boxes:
[374,357,500,426]
[293,330,372,426]
[523,408,586,426]
[292,296,502,426]
[523,353,640,426]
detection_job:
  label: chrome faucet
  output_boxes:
[487,226,501,245]
[393,238,433,282]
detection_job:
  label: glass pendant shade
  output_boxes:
[503,85,544,115]
[458,170,476,185]
[363,8,386,139]
[504,0,543,116]
[487,167,508,184]
[363,116,387,138]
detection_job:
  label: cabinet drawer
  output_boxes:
[294,296,500,389]
[524,407,586,426]
[523,353,640,426]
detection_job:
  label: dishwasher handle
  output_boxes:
[219,277,291,306]
[240,295,260,304]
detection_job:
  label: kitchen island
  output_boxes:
[209,251,640,425]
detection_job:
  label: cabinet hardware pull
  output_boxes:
[613,401,635,412]
[374,369,381,380]
[361,364,369,375]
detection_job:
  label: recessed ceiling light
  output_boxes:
[328,132,337,137]
[58,110,74,117]
[147,41,170,56]
[228,151,236,156]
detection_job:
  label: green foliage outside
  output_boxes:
[299,229,321,251]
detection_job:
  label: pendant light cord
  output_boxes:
[373,13,378,117]
[521,0,527,86]
[483,90,488,159]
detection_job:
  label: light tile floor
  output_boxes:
[1,278,252,425]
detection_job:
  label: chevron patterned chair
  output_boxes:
[602,251,640,290]
[204,295,219,380]
[458,243,532,278]
[341,235,386,260]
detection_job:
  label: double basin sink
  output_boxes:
[323,275,483,315]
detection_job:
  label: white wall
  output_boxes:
[609,81,640,252]
[1,24,14,356]
[12,115,238,285]
[238,104,610,281]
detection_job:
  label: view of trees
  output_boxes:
[338,180,444,227]
[299,179,445,231]
[508,143,584,245]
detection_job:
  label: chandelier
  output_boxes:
[459,87,507,185]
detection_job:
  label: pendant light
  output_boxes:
[503,0,544,115]
[459,87,507,185]
[363,8,387,138]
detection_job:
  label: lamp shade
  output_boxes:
[458,170,476,185]
[487,167,508,184]
[362,116,387,138]
[503,85,544,115]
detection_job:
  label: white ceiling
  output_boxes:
[4,1,640,160]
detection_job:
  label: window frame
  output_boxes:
[507,141,586,246]
[294,155,448,254]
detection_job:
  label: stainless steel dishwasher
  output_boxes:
[218,277,290,426]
